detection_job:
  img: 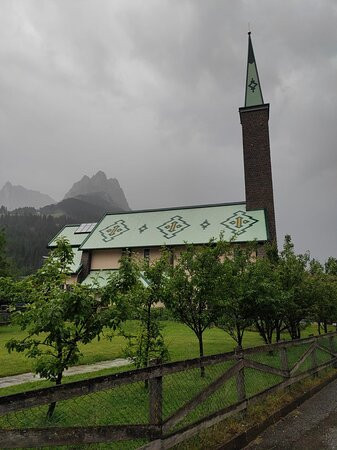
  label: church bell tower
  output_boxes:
[239,32,276,243]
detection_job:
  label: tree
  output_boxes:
[0,228,13,277]
[0,276,31,309]
[215,244,257,349]
[163,242,223,376]
[249,246,286,344]
[105,252,169,371]
[6,238,125,418]
[306,259,337,334]
[276,235,310,340]
[325,257,337,276]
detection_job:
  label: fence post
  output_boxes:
[279,346,289,377]
[329,335,337,368]
[149,359,163,428]
[311,340,318,377]
[235,352,246,403]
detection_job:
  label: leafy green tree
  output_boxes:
[106,252,169,370]
[163,242,223,376]
[0,276,32,308]
[306,259,337,334]
[6,238,125,418]
[0,228,13,277]
[215,244,257,349]
[248,256,284,344]
[325,257,337,276]
[276,235,310,339]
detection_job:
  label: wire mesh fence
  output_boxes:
[0,331,336,449]
[162,360,235,421]
[0,379,149,429]
[245,346,282,370]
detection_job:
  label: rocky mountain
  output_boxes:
[64,171,130,211]
[0,182,55,210]
[0,171,130,275]
[40,193,125,222]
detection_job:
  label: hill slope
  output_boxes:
[40,194,125,222]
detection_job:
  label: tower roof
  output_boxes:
[244,32,264,107]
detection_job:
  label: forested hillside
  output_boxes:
[0,172,130,275]
[0,208,70,275]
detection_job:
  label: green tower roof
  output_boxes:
[244,32,264,107]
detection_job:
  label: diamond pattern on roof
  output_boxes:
[221,210,258,236]
[99,220,130,242]
[157,215,190,239]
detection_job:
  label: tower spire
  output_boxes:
[245,32,264,107]
[240,33,277,244]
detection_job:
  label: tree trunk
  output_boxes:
[255,321,268,345]
[144,300,152,389]
[318,321,321,335]
[323,320,328,334]
[198,333,205,377]
[266,324,273,345]
[145,300,152,368]
[47,372,63,419]
[275,321,282,342]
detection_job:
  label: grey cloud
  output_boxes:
[0,0,336,261]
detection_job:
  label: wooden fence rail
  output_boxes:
[0,331,337,449]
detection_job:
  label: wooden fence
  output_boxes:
[0,331,337,449]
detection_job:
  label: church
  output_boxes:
[48,33,276,286]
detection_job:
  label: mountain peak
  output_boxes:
[0,182,55,210]
[92,170,107,181]
[64,171,130,211]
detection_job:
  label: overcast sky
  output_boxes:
[0,0,336,261]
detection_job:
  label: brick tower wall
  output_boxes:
[239,104,276,243]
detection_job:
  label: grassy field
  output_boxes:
[0,321,333,378]
[0,334,335,450]
[0,321,260,378]
[0,322,336,450]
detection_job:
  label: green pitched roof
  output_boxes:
[48,224,97,275]
[80,203,268,250]
[48,224,95,248]
[245,33,264,107]
[82,270,117,288]
[82,270,149,288]
[69,248,83,274]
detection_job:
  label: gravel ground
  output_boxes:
[245,378,337,449]
[0,358,130,388]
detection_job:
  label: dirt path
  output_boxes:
[245,378,337,449]
[0,358,130,389]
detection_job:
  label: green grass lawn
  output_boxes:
[0,321,261,378]
[0,338,335,450]
[0,321,334,378]
[0,322,335,450]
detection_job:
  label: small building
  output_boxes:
[48,33,276,287]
